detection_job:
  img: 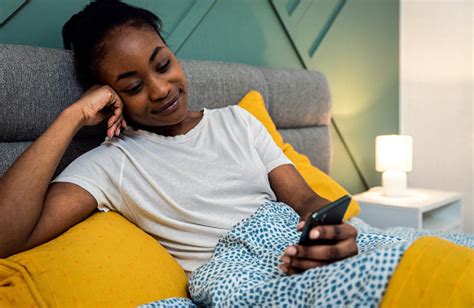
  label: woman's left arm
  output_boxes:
[268,164,358,275]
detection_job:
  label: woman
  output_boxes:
[0,0,357,277]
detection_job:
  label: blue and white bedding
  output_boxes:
[140,201,474,307]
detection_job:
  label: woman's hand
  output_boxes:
[279,222,358,275]
[68,85,127,138]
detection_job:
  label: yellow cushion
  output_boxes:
[238,90,360,219]
[0,211,188,307]
[381,236,474,307]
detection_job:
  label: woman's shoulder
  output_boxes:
[208,105,249,122]
[204,105,256,133]
[71,137,125,165]
[54,138,126,180]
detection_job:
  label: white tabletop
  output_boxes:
[354,187,462,212]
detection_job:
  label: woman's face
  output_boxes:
[97,25,189,128]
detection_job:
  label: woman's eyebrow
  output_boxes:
[116,46,163,82]
[116,71,137,82]
[148,46,162,63]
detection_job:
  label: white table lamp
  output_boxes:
[376,135,413,197]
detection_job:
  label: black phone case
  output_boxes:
[298,195,351,246]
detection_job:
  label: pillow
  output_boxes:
[0,211,188,307]
[238,90,360,220]
[381,236,474,307]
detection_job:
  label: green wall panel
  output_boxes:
[310,0,399,190]
[130,0,216,53]
[330,125,367,193]
[0,0,89,48]
[176,0,302,68]
[0,0,27,25]
[271,0,346,63]
[0,0,400,195]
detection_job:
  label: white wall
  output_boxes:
[400,0,473,232]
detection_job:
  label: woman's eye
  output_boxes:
[126,84,142,95]
[157,60,171,73]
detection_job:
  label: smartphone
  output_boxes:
[298,195,351,246]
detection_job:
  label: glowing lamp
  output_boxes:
[376,135,413,197]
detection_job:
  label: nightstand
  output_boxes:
[353,187,462,232]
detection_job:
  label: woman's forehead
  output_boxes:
[99,26,167,76]
[104,26,165,59]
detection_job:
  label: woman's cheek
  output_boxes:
[126,96,146,111]
[122,100,142,119]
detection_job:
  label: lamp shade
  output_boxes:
[376,135,413,172]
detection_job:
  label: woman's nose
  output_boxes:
[148,75,171,102]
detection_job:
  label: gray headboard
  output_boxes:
[0,44,332,177]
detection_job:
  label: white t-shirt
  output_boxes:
[53,105,293,273]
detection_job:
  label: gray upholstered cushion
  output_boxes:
[0,44,331,176]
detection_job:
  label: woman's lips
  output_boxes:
[152,93,180,114]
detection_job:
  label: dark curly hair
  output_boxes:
[62,0,166,87]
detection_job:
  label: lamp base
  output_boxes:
[382,170,407,197]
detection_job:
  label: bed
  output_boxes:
[0,44,472,307]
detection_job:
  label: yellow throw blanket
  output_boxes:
[382,236,474,307]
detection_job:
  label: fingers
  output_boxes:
[83,84,102,96]
[296,221,305,231]
[289,239,358,262]
[297,222,357,242]
[108,114,128,137]
[103,87,126,138]
[107,115,124,138]
[279,240,358,276]
[77,84,127,129]
[279,263,305,276]
[314,223,358,241]
[105,86,124,111]
[106,112,128,138]
[279,223,359,275]
[107,112,119,129]
[279,255,327,272]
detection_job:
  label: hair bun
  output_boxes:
[61,0,164,86]
[62,12,81,50]
[83,0,129,12]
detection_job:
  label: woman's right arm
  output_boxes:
[0,86,125,258]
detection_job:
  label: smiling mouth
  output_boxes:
[152,93,180,114]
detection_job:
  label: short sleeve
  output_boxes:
[51,143,125,213]
[236,106,293,173]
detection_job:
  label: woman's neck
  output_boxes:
[131,110,204,137]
